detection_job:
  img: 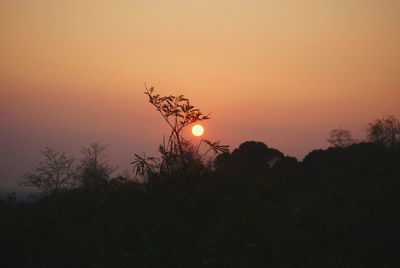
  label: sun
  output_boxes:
[192,124,204,137]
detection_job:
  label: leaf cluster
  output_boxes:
[145,86,210,132]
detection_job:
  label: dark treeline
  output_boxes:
[1,89,400,267]
[1,140,400,267]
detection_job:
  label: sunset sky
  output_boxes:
[1,0,399,187]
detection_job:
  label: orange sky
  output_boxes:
[1,0,400,187]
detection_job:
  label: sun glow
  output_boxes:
[192,124,204,137]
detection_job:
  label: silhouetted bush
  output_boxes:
[216,141,286,179]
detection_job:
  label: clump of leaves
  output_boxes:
[132,86,229,179]
[131,153,158,178]
[202,140,230,157]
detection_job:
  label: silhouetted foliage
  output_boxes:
[219,141,286,179]
[78,142,117,189]
[271,156,299,181]
[366,115,400,149]
[132,86,228,180]
[213,152,230,173]
[327,127,355,148]
[5,140,400,267]
[10,115,400,267]
[19,148,76,194]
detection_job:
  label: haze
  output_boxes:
[1,0,399,187]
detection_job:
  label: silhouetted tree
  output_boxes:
[132,86,228,178]
[7,136,400,267]
[271,156,298,180]
[213,152,230,173]
[302,142,390,185]
[225,141,285,178]
[327,127,355,148]
[78,142,116,188]
[19,147,76,193]
[366,115,400,149]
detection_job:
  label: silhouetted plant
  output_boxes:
[6,135,400,267]
[366,115,400,149]
[131,153,158,178]
[19,147,76,194]
[213,152,231,173]
[327,127,355,148]
[78,142,117,188]
[218,141,286,179]
[132,86,228,178]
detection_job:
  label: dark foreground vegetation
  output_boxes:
[1,141,400,267]
[2,89,400,267]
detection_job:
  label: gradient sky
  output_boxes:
[1,0,399,187]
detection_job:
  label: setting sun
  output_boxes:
[192,124,204,137]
